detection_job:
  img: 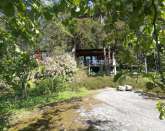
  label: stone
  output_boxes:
[125,85,133,91]
[117,86,126,91]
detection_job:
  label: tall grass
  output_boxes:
[72,68,165,95]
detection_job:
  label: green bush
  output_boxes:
[145,82,155,90]
[157,101,165,120]
[30,76,67,96]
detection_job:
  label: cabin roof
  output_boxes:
[76,49,112,57]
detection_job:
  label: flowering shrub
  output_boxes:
[42,53,77,81]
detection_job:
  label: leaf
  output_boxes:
[113,72,123,82]
[0,0,15,16]
[157,101,165,120]
[73,0,81,6]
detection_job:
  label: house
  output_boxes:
[34,49,49,63]
[75,48,117,74]
[33,47,117,75]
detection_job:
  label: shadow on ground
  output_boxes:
[77,120,119,131]
[9,98,85,131]
[134,90,165,100]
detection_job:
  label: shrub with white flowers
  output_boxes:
[43,53,77,81]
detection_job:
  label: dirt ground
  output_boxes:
[9,88,165,131]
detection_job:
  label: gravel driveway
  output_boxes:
[79,88,165,131]
[9,88,165,131]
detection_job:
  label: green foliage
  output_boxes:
[0,87,88,116]
[114,71,165,93]
[157,101,165,120]
[145,82,155,91]
[0,52,37,97]
[38,64,45,74]
[0,0,45,98]
[0,74,88,130]
[1,0,165,95]
[72,18,106,49]
[143,73,165,89]
[117,49,137,65]
[31,76,67,96]
[0,0,165,129]
[38,19,73,54]
[0,0,44,44]
[113,71,124,83]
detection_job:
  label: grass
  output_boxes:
[0,88,88,114]
[1,68,165,130]
[119,75,165,95]
[0,87,88,130]
[70,76,115,90]
[72,68,165,95]
[72,68,115,90]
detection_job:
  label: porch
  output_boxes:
[75,49,116,74]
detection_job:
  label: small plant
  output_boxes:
[157,101,165,120]
[145,82,155,91]
[30,76,67,96]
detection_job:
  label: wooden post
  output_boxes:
[84,56,86,66]
[90,56,92,65]
[88,64,91,75]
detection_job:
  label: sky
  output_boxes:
[41,0,60,6]
[42,0,94,8]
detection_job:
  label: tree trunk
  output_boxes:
[104,47,106,65]
[144,56,148,73]
[152,0,165,82]
[113,52,117,75]
[21,75,28,99]
[108,46,111,74]
[108,46,111,64]
[103,47,106,73]
[153,0,161,72]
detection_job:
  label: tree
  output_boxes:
[71,18,106,49]
[38,18,73,55]
[0,0,45,97]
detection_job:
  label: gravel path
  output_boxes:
[79,88,165,131]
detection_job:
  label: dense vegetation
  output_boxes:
[0,0,165,130]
